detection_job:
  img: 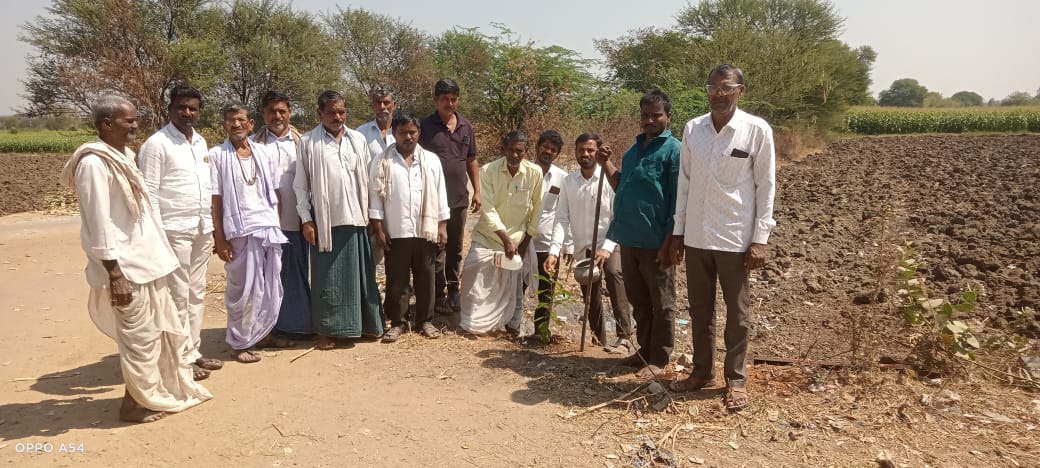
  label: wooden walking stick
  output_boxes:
[579,157,608,352]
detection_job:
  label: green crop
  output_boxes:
[0,130,96,153]
[844,107,1040,135]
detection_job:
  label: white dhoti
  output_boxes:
[88,276,212,412]
[224,229,285,350]
[459,243,523,334]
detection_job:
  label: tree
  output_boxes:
[21,0,226,130]
[663,0,874,126]
[434,26,597,140]
[595,28,702,93]
[214,0,341,126]
[324,8,437,117]
[950,91,983,107]
[878,78,928,107]
[1000,91,1036,106]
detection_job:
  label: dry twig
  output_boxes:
[289,346,317,363]
[561,383,648,419]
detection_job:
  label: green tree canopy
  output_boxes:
[597,0,875,129]
[950,91,984,107]
[434,25,597,140]
[878,78,928,107]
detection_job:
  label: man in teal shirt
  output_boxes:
[598,89,680,379]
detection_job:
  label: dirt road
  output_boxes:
[0,213,604,467]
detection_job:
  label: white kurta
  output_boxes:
[73,150,212,412]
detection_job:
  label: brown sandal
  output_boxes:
[724,386,749,411]
[669,375,717,392]
[421,322,442,339]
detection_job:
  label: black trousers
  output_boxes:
[435,206,467,297]
[620,245,676,367]
[384,238,438,328]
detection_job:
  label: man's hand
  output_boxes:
[594,248,611,268]
[214,238,234,263]
[102,260,132,307]
[373,229,391,252]
[670,235,685,266]
[470,192,482,214]
[518,236,531,258]
[744,243,768,271]
[543,254,559,274]
[437,225,448,250]
[109,276,133,307]
[503,238,518,258]
[302,221,317,246]
[657,238,675,269]
[596,145,613,165]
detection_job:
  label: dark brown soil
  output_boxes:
[0,153,70,215]
[755,134,1040,363]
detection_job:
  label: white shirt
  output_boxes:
[138,123,213,234]
[252,129,301,231]
[357,120,395,159]
[550,166,617,257]
[532,164,569,253]
[367,147,450,239]
[294,127,369,228]
[76,154,179,288]
[674,108,776,252]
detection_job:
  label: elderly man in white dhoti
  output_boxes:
[62,95,212,423]
[210,103,289,363]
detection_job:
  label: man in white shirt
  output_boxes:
[356,86,397,160]
[544,132,634,353]
[138,84,223,380]
[62,95,211,423]
[368,113,450,342]
[294,90,385,350]
[211,103,288,363]
[356,86,397,266]
[252,91,312,337]
[517,130,570,341]
[669,64,776,412]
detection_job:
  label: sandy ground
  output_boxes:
[0,213,608,467]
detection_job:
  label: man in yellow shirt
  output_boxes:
[459,130,543,335]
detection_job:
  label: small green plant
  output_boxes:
[534,273,581,344]
[894,244,980,371]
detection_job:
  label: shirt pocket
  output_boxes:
[635,158,663,184]
[541,191,559,211]
[509,187,532,210]
[713,149,752,187]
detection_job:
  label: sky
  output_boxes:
[2,0,1038,114]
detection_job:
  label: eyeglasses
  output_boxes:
[705,84,744,96]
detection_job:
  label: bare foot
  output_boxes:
[232,349,261,363]
[119,392,167,423]
[316,335,337,350]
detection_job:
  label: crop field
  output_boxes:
[844,106,1040,134]
[0,129,95,153]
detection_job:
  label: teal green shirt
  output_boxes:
[606,129,680,249]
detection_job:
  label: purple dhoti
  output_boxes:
[225,227,286,350]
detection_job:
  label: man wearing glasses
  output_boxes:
[668,64,776,412]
